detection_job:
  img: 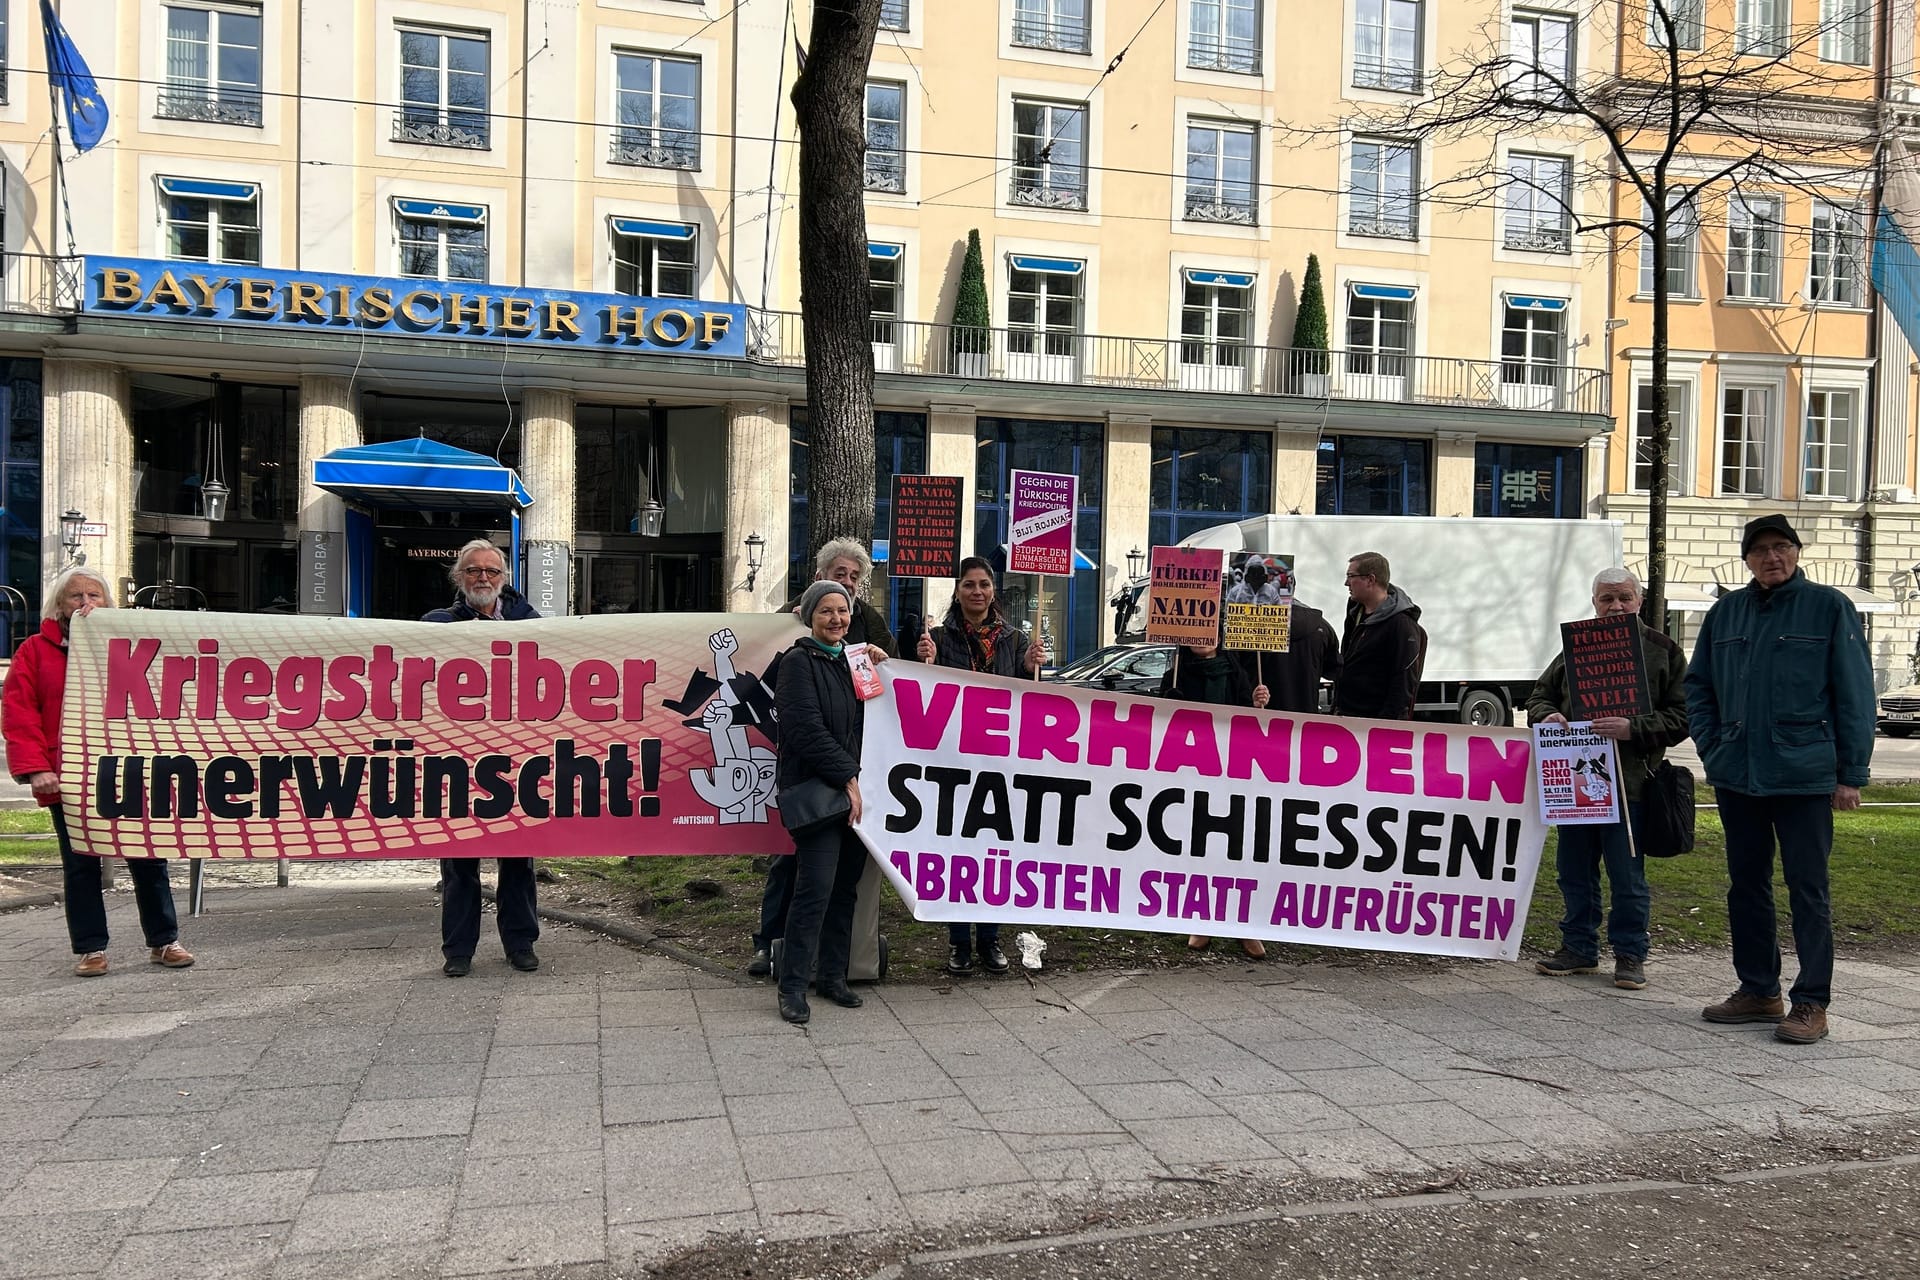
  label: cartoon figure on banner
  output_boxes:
[675,628,781,825]
[1571,748,1614,812]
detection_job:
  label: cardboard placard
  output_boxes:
[1560,615,1651,719]
[1145,546,1224,647]
[1221,551,1295,651]
[1007,470,1077,577]
[888,475,964,579]
[1533,721,1623,826]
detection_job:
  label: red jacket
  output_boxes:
[3,618,67,805]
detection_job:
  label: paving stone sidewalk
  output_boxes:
[1,881,1917,1279]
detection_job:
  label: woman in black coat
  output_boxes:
[909,556,1046,975]
[1159,627,1270,959]
[771,580,876,1025]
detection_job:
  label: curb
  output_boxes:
[482,887,753,987]
[0,892,57,913]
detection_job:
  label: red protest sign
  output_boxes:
[888,475,964,578]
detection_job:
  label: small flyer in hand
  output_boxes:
[846,646,885,701]
[1532,720,1622,826]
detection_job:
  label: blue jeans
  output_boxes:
[440,858,540,959]
[53,806,179,954]
[1716,789,1834,1007]
[1553,803,1650,962]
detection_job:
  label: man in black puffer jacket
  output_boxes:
[1336,551,1423,721]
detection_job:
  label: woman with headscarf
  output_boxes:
[910,556,1047,976]
[3,566,194,977]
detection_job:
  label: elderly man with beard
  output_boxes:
[425,539,543,977]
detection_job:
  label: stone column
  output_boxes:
[44,359,133,597]
[726,401,790,613]
[296,375,358,615]
[518,388,577,616]
[1273,424,1321,515]
[923,402,979,624]
[1101,411,1152,645]
[1433,430,1477,518]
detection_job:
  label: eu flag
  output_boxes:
[41,0,109,153]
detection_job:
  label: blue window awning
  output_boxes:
[868,242,904,260]
[394,198,487,224]
[157,176,259,201]
[610,217,696,240]
[1009,255,1085,276]
[313,438,533,512]
[1184,269,1254,289]
[1504,293,1568,312]
[1350,283,1417,301]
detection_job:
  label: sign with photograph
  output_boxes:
[1532,721,1623,826]
[1221,551,1295,651]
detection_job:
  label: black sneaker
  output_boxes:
[979,940,1010,974]
[1614,955,1648,990]
[507,950,540,972]
[443,956,472,978]
[1534,948,1599,977]
[946,945,975,976]
[747,948,772,977]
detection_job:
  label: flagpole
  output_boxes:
[43,17,65,259]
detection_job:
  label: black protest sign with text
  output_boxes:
[888,475,965,578]
[1560,615,1651,719]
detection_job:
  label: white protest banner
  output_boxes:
[1531,721,1622,826]
[855,667,1549,960]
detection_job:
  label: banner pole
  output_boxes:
[1034,578,1045,681]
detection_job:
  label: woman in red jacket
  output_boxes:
[2,566,192,977]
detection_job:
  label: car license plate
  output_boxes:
[1889,711,1916,721]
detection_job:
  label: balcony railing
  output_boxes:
[1185,195,1256,226]
[157,84,263,127]
[1504,224,1573,254]
[1188,35,1260,74]
[0,254,82,313]
[392,110,490,150]
[879,0,909,31]
[1010,171,1088,210]
[1352,58,1424,93]
[1348,210,1418,240]
[864,154,906,193]
[1012,15,1091,54]
[610,130,700,171]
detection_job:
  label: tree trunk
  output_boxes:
[792,0,883,560]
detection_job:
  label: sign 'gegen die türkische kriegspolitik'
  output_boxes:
[82,256,749,359]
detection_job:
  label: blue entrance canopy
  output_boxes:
[313,437,534,512]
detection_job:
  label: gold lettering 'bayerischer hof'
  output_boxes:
[93,267,735,351]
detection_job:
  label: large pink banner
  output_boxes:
[61,610,807,859]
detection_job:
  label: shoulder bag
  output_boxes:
[778,777,850,837]
[1633,759,1696,858]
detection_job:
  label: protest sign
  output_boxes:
[61,610,807,859]
[888,475,964,578]
[1007,470,1077,576]
[1222,551,1294,651]
[1145,546,1224,647]
[1531,721,1622,825]
[1559,615,1651,719]
[857,667,1549,960]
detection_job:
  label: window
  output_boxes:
[1726,194,1782,301]
[1803,388,1856,498]
[1149,427,1273,546]
[879,0,910,32]
[1346,289,1413,375]
[160,3,263,126]
[1632,380,1692,494]
[612,52,700,170]
[159,177,261,265]
[1647,0,1702,48]
[396,26,489,149]
[1010,99,1087,210]
[1348,139,1417,239]
[1501,300,1565,386]
[1184,122,1257,225]
[1734,0,1787,55]
[1820,0,1872,63]
[1720,384,1773,496]
[1007,261,1083,356]
[791,409,931,631]
[395,199,487,283]
[1190,0,1261,74]
[1509,9,1573,99]
[1354,0,1422,92]
[1012,0,1090,54]
[1316,436,1430,515]
[1504,153,1571,253]
[1180,272,1253,368]
[1810,201,1864,306]
[611,219,696,297]
[869,245,902,346]
[1638,193,1698,297]
[1474,443,1582,518]
[865,81,906,193]
[974,418,1105,661]
[0,9,8,105]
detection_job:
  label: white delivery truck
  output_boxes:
[1116,514,1624,725]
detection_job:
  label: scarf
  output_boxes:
[1189,653,1233,706]
[802,636,845,659]
[957,616,1003,673]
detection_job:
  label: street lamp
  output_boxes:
[200,373,229,522]
[59,509,85,564]
[635,498,665,538]
[1125,546,1145,579]
[741,531,766,593]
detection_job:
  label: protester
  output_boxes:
[1224,559,1283,605]
[1686,515,1875,1044]
[1335,551,1422,720]
[1525,569,1689,991]
[770,581,875,1025]
[1256,600,1341,715]
[3,566,193,977]
[424,540,542,977]
[1159,627,1270,959]
[910,556,1047,976]
[749,539,897,978]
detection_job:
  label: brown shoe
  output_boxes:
[1702,990,1786,1024]
[73,951,108,978]
[150,942,195,968]
[1239,938,1267,960]
[1775,1003,1829,1044]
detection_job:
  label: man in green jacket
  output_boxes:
[1686,515,1876,1045]
[1526,568,1690,991]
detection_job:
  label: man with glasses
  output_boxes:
[1687,515,1875,1044]
[1335,551,1424,721]
[425,539,543,977]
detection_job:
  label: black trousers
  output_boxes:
[53,806,179,954]
[777,823,866,998]
[754,853,796,951]
[440,858,540,959]
[1716,789,1835,1007]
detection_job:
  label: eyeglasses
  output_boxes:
[1345,572,1370,582]
[461,566,506,579]
[1747,543,1796,560]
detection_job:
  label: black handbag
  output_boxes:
[779,777,851,837]
[1633,759,1696,858]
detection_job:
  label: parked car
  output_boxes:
[1879,683,1920,738]
[1046,644,1177,695]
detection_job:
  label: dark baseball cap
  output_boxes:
[1740,514,1802,556]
